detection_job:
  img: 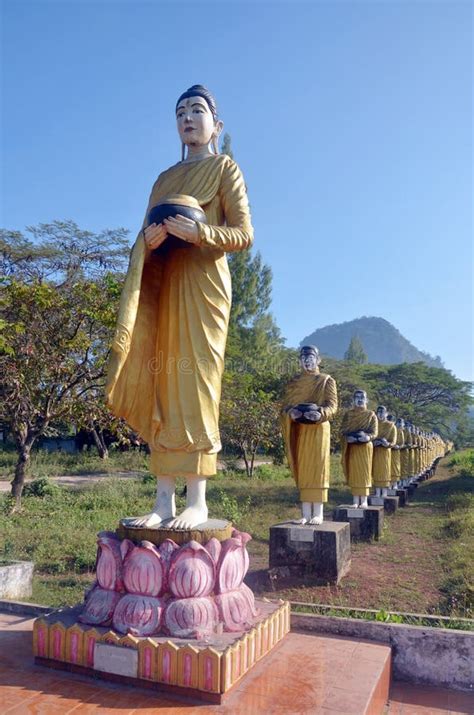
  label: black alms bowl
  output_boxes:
[147,194,207,254]
[294,402,320,425]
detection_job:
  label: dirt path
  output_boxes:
[0,471,143,493]
[255,461,459,614]
[0,458,272,493]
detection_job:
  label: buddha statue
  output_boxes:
[105,85,254,529]
[404,420,415,487]
[372,405,396,497]
[340,390,378,508]
[281,345,338,525]
[399,418,411,488]
[392,416,405,488]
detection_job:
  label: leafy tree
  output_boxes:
[220,372,281,477]
[0,222,130,506]
[361,363,472,438]
[344,335,368,364]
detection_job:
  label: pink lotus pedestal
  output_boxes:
[33,521,290,702]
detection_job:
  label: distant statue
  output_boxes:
[391,416,405,488]
[281,345,338,525]
[340,390,378,508]
[105,85,254,529]
[372,405,396,497]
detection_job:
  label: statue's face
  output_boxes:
[300,352,319,372]
[396,418,404,428]
[377,406,388,421]
[353,391,367,408]
[176,95,217,148]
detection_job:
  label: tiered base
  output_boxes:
[33,599,290,703]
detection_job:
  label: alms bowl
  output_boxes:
[147,194,207,254]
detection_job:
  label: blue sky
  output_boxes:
[2,1,472,380]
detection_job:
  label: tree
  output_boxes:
[344,335,368,364]
[220,372,281,477]
[0,221,130,507]
[361,363,472,438]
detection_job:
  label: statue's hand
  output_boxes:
[305,410,321,422]
[357,433,370,443]
[164,214,200,244]
[289,407,303,421]
[346,435,358,443]
[144,222,168,250]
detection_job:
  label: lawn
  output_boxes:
[0,449,472,622]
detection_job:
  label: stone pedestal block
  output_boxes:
[407,485,416,498]
[0,560,34,599]
[332,506,384,541]
[269,522,351,584]
[393,488,408,506]
[368,496,399,514]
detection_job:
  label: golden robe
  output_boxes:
[390,426,404,481]
[407,431,416,477]
[372,420,396,488]
[399,428,409,478]
[105,155,253,477]
[340,408,378,497]
[413,434,421,476]
[280,371,338,502]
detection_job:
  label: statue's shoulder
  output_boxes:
[318,371,334,383]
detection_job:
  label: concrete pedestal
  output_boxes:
[387,488,407,506]
[368,495,399,514]
[396,488,408,506]
[269,522,351,584]
[407,484,417,498]
[332,505,384,541]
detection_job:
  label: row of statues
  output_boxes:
[281,345,448,525]
[105,83,448,533]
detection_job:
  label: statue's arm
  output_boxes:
[387,424,397,447]
[367,413,378,439]
[196,159,254,252]
[318,377,338,422]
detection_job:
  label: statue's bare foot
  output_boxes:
[292,517,308,525]
[167,505,208,530]
[125,511,172,528]
[309,515,323,525]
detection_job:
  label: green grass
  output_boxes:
[0,450,472,624]
[290,603,474,631]
[448,449,474,477]
[0,445,148,480]
[0,454,348,607]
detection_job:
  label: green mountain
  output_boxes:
[300,316,444,368]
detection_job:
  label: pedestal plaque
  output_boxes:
[332,505,384,541]
[368,496,384,506]
[269,522,351,584]
[95,642,138,677]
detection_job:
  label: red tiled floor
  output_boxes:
[5,610,470,715]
